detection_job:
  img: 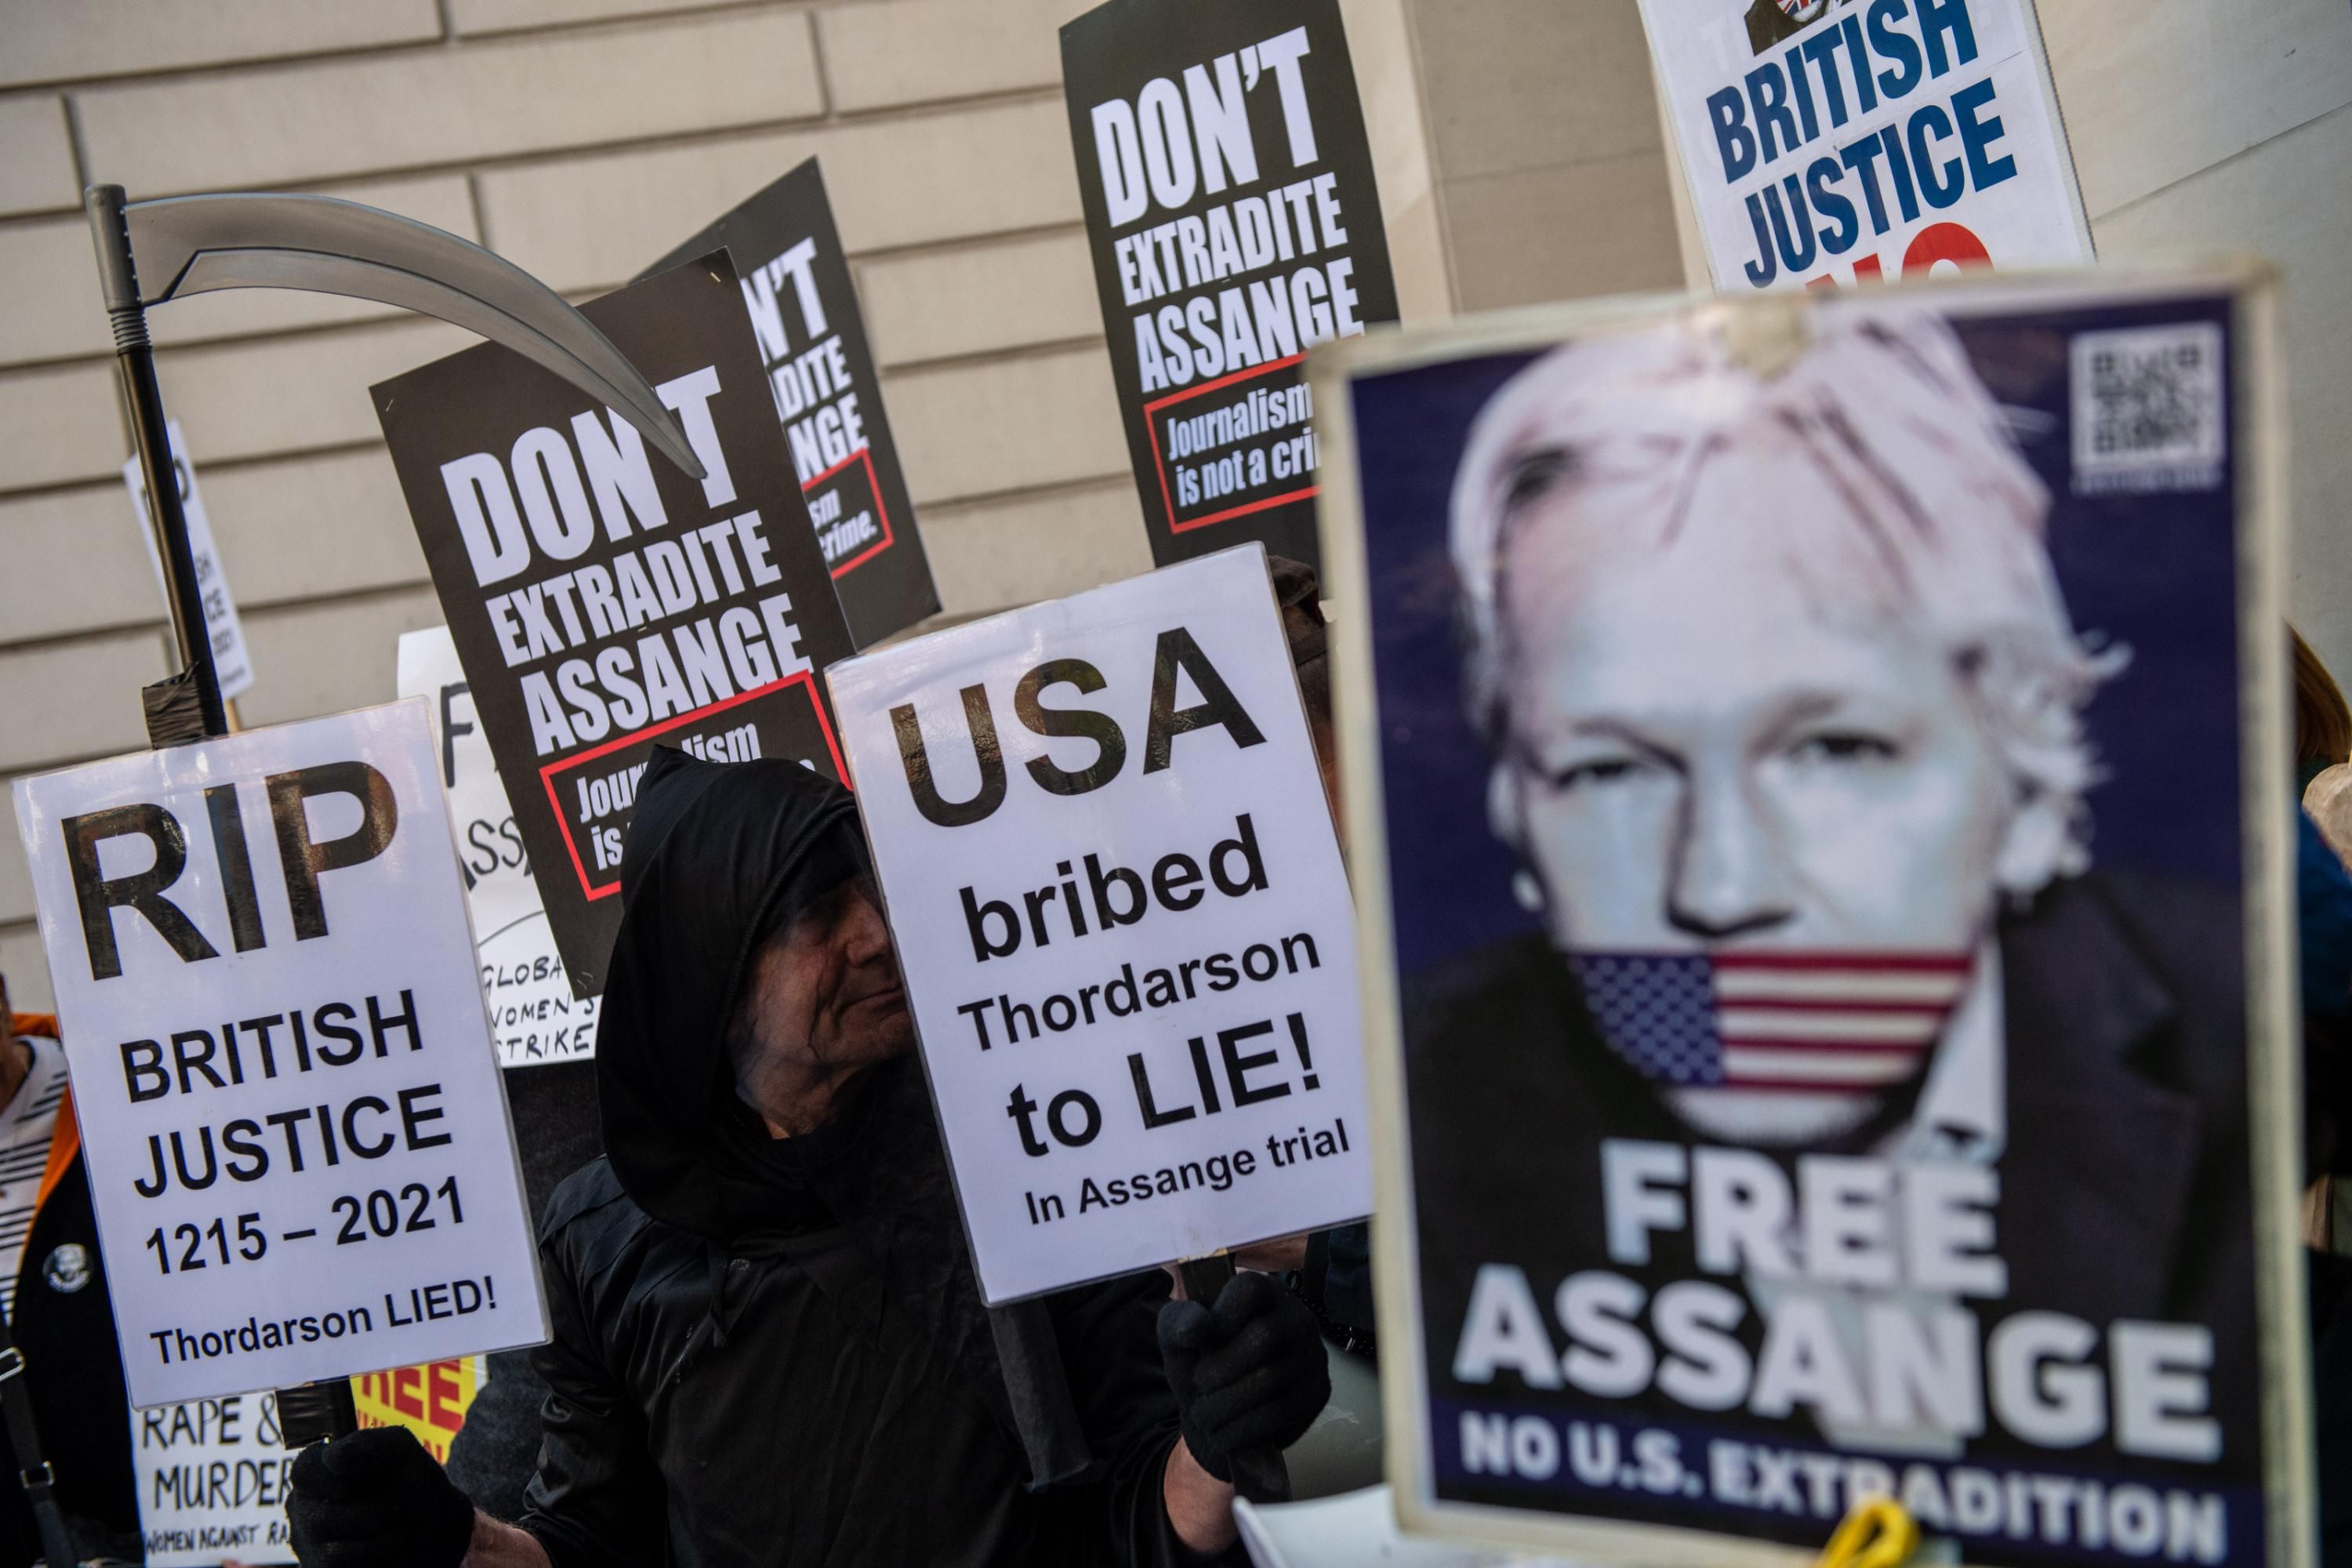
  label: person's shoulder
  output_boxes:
[539,1156,642,1248]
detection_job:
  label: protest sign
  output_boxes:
[122,419,255,702]
[1312,268,2308,1563]
[397,626,597,1065]
[352,1356,483,1463]
[644,160,939,649]
[11,702,549,1407]
[375,257,857,997]
[829,546,1370,1304]
[1635,0,2090,291]
[136,1391,295,1566]
[1061,0,1398,572]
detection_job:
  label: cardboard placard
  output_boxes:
[10,703,548,1407]
[123,419,256,702]
[1635,0,2091,290]
[1313,270,2307,1563]
[1061,0,1399,572]
[374,258,858,997]
[644,160,940,648]
[136,1392,296,1566]
[397,626,598,1065]
[828,545,1370,1304]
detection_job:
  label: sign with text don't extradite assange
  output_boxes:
[10,703,547,1408]
[374,257,858,997]
[829,546,1371,1303]
[1061,0,1399,573]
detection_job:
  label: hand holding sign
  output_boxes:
[828,545,1369,1304]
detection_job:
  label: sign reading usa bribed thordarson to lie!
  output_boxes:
[375,257,858,997]
[1635,0,2090,290]
[10,704,547,1409]
[644,158,941,650]
[1062,0,1398,572]
[829,546,1371,1303]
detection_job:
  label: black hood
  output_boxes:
[597,746,865,1241]
[593,746,1099,1487]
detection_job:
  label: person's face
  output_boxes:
[734,875,913,1102]
[1493,455,2014,958]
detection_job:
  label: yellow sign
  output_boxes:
[350,1357,483,1464]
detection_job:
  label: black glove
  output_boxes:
[287,1426,476,1568]
[1157,1269,1332,1483]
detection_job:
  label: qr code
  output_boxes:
[2069,322,2225,493]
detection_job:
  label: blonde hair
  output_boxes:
[1449,308,2122,885]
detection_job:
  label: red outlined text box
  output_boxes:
[1143,350,1317,535]
[538,670,848,901]
[805,445,895,579]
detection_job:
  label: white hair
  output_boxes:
[1447,308,2122,887]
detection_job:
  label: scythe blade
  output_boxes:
[124,191,706,480]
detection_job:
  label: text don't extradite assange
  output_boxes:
[434,365,814,758]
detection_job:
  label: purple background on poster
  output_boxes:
[1351,297,2245,977]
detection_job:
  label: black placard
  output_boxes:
[373,257,857,996]
[645,161,940,648]
[1061,0,1399,571]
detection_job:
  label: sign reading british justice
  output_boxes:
[1062,0,1399,571]
[1635,0,2091,290]
[11,704,548,1409]
[646,160,940,648]
[829,547,1371,1303]
[375,258,858,996]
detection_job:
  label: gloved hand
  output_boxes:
[287,1426,476,1568]
[1157,1269,1332,1484]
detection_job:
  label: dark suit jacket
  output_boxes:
[1403,872,2261,1522]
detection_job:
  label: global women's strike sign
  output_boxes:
[11,703,548,1408]
[829,546,1370,1303]
[397,626,597,1066]
[1636,0,2090,290]
[645,161,940,649]
[376,258,858,996]
[1312,270,2309,1563]
[1062,0,1398,572]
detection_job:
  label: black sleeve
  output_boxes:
[514,1226,669,1568]
[1051,1270,1244,1568]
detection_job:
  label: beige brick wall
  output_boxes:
[2039,2,2352,691]
[0,0,1450,1010]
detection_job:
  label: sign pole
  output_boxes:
[86,184,228,741]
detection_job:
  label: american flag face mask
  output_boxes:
[1567,951,1974,1100]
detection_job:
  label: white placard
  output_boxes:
[123,419,255,702]
[136,1392,296,1566]
[829,545,1370,1304]
[397,626,598,1066]
[10,702,548,1406]
[1636,0,2091,291]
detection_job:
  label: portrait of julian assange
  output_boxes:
[1346,294,2278,1559]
